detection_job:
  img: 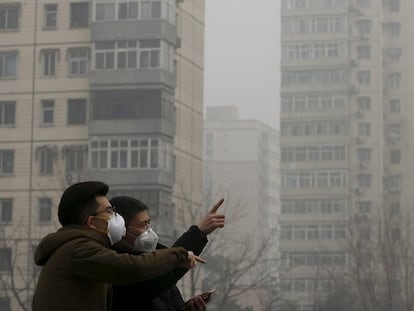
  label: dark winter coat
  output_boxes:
[111,226,208,311]
[32,225,189,311]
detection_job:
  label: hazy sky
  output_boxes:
[204,0,281,129]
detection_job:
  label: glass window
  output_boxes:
[357,45,370,59]
[390,149,401,164]
[67,99,87,125]
[0,52,17,78]
[357,174,371,187]
[70,2,89,28]
[0,198,12,223]
[68,48,88,76]
[357,70,370,85]
[0,101,16,126]
[41,100,54,125]
[0,5,19,30]
[389,99,400,113]
[0,150,14,174]
[0,247,12,271]
[96,3,115,20]
[39,147,54,175]
[42,50,58,77]
[44,4,57,28]
[39,197,52,223]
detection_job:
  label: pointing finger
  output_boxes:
[194,255,207,264]
[209,198,224,214]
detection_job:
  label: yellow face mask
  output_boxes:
[92,213,126,244]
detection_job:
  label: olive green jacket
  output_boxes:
[32,225,188,311]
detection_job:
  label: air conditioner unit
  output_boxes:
[359,33,369,40]
[359,161,368,169]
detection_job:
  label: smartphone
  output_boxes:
[200,289,216,303]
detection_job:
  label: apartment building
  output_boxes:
[280,0,414,309]
[204,106,280,309]
[0,0,204,309]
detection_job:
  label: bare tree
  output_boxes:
[313,202,414,311]
[0,220,40,311]
[174,187,281,311]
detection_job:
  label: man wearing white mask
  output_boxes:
[33,181,204,311]
[110,196,225,311]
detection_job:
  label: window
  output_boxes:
[357,45,370,59]
[0,297,10,311]
[390,99,400,113]
[0,101,16,126]
[67,99,87,125]
[356,19,371,34]
[384,48,401,62]
[357,0,370,8]
[70,2,89,28]
[0,198,12,223]
[386,0,400,12]
[357,148,371,162]
[357,174,371,187]
[357,97,371,111]
[96,3,116,20]
[38,146,56,175]
[0,5,19,30]
[384,22,401,36]
[44,4,57,28]
[41,100,54,125]
[39,197,52,223]
[387,175,402,193]
[118,1,139,19]
[0,247,12,271]
[390,149,401,164]
[357,201,371,214]
[357,70,370,85]
[0,52,17,78]
[90,138,169,170]
[140,40,160,68]
[63,145,87,172]
[94,39,168,70]
[0,150,14,174]
[386,72,401,89]
[358,123,370,136]
[68,48,88,76]
[42,50,58,77]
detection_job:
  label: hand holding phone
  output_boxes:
[200,289,216,303]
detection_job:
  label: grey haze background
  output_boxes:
[204,0,281,129]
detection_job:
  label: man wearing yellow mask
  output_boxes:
[33,181,204,311]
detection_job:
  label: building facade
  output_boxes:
[280,0,414,309]
[0,0,204,309]
[204,106,280,310]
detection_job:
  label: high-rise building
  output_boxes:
[204,106,280,310]
[0,0,204,309]
[280,0,414,309]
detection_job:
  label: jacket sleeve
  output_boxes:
[68,238,189,286]
[112,226,209,303]
[172,225,208,256]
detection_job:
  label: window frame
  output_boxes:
[0,51,17,79]
[70,2,89,28]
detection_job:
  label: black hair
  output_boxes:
[58,181,109,226]
[109,196,149,224]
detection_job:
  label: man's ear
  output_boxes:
[85,216,97,230]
